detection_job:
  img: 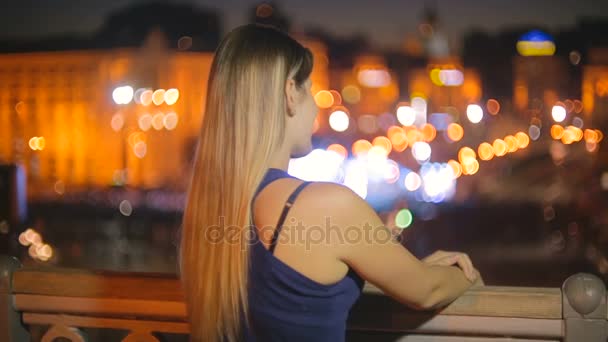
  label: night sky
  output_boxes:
[2,0,608,49]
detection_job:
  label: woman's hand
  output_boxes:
[422,250,481,284]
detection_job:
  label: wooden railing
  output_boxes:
[1,255,607,342]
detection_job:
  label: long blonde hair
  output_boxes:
[179,25,313,342]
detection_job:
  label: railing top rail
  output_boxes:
[13,267,564,319]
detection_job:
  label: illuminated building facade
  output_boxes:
[0,31,329,195]
[583,48,608,127]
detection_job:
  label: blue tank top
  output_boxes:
[244,168,364,341]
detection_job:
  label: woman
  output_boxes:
[180,24,482,342]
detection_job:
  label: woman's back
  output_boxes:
[246,168,364,341]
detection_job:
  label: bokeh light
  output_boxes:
[404,172,422,191]
[446,123,464,142]
[152,89,166,106]
[421,124,437,142]
[458,147,476,165]
[478,142,494,161]
[551,125,564,140]
[447,160,462,179]
[112,86,134,105]
[352,139,373,158]
[163,112,179,130]
[412,141,431,163]
[164,88,180,105]
[552,105,567,122]
[486,99,501,115]
[329,110,350,132]
[395,209,413,229]
[396,104,416,126]
[515,132,530,148]
[529,125,541,141]
[372,136,392,156]
[466,104,483,124]
[504,135,518,153]
[314,90,334,108]
[327,144,348,160]
[341,85,361,104]
[493,139,508,157]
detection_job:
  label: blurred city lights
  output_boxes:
[289,149,345,182]
[486,99,500,115]
[112,86,134,105]
[29,137,45,151]
[54,180,65,195]
[420,163,456,201]
[421,124,437,142]
[119,200,133,216]
[138,114,153,131]
[164,88,180,105]
[358,115,378,134]
[314,90,334,108]
[343,159,368,199]
[439,69,464,86]
[396,104,416,126]
[466,104,484,124]
[133,141,147,158]
[329,90,342,105]
[164,112,179,130]
[572,116,584,129]
[461,159,480,175]
[478,142,494,161]
[529,125,541,141]
[383,159,401,184]
[352,139,373,158]
[430,68,442,86]
[395,209,413,229]
[411,97,428,127]
[458,147,476,165]
[341,85,361,104]
[515,132,530,148]
[551,125,564,140]
[412,141,432,163]
[387,126,408,152]
[505,135,518,153]
[329,110,350,132]
[447,160,462,179]
[552,105,567,122]
[357,69,391,88]
[152,113,165,130]
[404,171,422,191]
[326,144,348,160]
[111,113,125,132]
[133,88,147,105]
[152,89,166,106]
[140,89,153,106]
[372,136,392,155]
[446,123,464,142]
[493,139,508,157]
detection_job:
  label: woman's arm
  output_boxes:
[310,182,480,310]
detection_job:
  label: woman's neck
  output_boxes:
[267,144,291,171]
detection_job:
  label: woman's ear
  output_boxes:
[285,79,298,117]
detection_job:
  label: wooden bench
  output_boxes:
[1,256,606,341]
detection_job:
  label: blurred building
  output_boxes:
[582,48,608,127]
[513,55,571,117]
[0,28,329,197]
[408,58,482,114]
